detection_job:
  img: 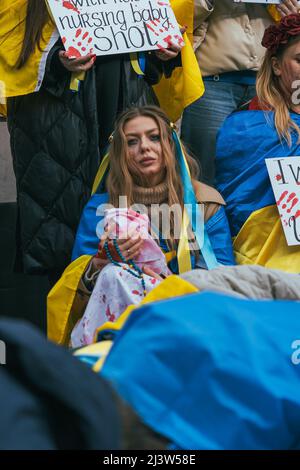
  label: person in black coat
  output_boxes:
[6,0,182,281]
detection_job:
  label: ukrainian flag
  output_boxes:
[216,107,300,273]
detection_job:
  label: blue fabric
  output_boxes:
[138,52,146,75]
[172,130,219,269]
[205,70,257,86]
[101,292,300,450]
[71,192,110,261]
[71,193,235,269]
[216,109,300,237]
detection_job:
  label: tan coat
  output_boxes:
[194,0,273,76]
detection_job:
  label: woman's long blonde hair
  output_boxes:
[256,37,300,145]
[106,106,200,248]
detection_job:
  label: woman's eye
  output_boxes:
[150,134,160,142]
[127,139,138,146]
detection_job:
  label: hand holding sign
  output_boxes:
[47,0,184,58]
[276,0,300,17]
[154,25,186,61]
[58,51,96,72]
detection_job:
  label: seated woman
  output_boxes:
[216,14,300,274]
[48,106,235,347]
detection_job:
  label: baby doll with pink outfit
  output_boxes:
[71,208,170,347]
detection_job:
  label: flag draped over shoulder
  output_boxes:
[0,0,58,116]
[216,108,300,273]
[154,0,204,122]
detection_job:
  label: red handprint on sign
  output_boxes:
[63,29,94,58]
[145,19,184,50]
[277,191,300,225]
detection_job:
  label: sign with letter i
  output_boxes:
[266,156,300,246]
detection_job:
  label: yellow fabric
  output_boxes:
[153,0,204,122]
[165,250,176,263]
[177,207,193,273]
[69,71,86,91]
[47,253,198,347]
[73,340,113,372]
[130,52,145,76]
[47,255,92,345]
[267,5,281,23]
[91,153,110,195]
[234,205,300,274]
[0,0,57,105]
[93,275,198,341]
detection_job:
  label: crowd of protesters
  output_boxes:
[1,0,300,451]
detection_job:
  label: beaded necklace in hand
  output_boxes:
[104,239,147,297]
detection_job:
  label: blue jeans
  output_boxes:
[181,80,256,186]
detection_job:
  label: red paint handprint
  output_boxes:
[145,19,183,50]
[65,29,94,58]
[277,190,300,225]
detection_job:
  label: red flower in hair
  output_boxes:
[262,13,300,54]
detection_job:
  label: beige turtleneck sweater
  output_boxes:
[132,178,225,222]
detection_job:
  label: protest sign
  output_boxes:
[47,0,183,57]
[266,157,300,246]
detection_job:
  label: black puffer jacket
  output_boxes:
[7,44,169,275]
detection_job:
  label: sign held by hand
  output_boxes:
[47,0,184,57]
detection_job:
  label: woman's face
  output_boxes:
[124,116,165,187]
[272,39,300,101]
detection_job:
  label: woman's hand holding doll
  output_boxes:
[93,223,144,270]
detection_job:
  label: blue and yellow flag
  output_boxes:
[216,106,300,273]
[98,291,300,449]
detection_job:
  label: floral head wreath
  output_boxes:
[262,13,300,55]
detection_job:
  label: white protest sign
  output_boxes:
[234,1,281,4]
[47,0,183,57]
[265,157,300,246]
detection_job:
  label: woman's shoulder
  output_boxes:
[193,180,225,205]
[192,180,225,222]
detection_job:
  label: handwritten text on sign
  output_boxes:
[266,157,300,246]
[47,0,183,57]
